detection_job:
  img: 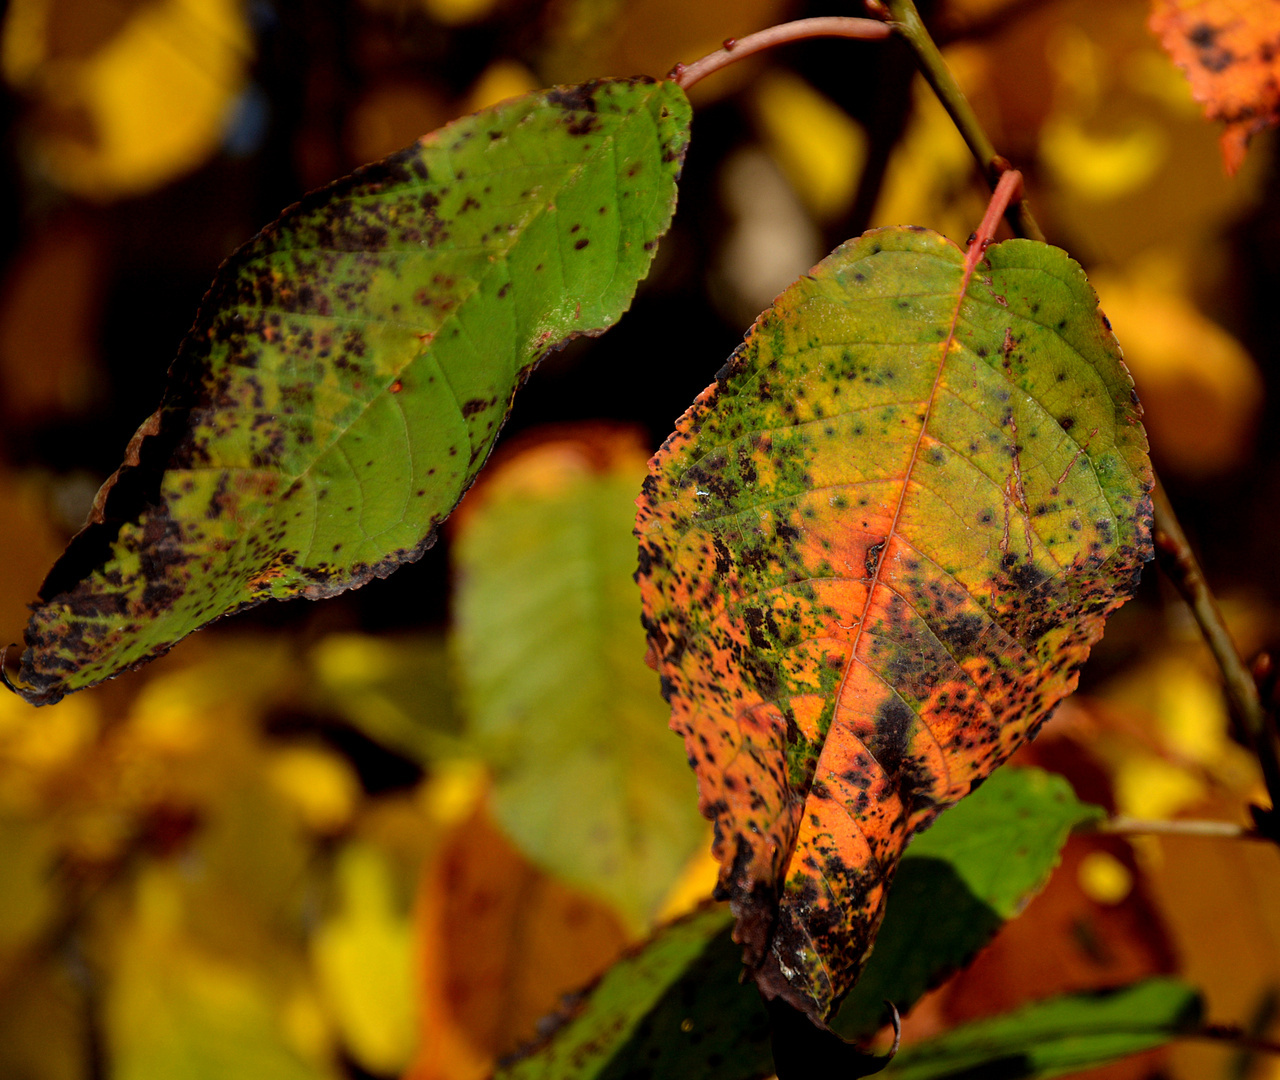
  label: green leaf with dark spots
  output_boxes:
[452,427,705,930]
[495,904,775,1080]
[882,978,1203,1079]
[15,77,690,705]
[832,766,1103,1040]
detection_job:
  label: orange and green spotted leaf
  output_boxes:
[1149,0,1280,174]
[12,77,690,706]
[635,226,1153,1023]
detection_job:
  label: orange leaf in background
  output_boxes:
[1148,0,1280,174]
[406,801,631,1080]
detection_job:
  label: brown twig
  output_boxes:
[1082,816,1266,841]
[670,18,890,91]
[883,0,1043,242]
[1152,479,1280,820]
[1193,1024,1280,1056]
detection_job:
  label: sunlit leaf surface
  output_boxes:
[16,77,690,705]
[637,228,1153,1020]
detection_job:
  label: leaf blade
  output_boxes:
[452,427,706,928]
[636,227,1152,1020]
[19,76,691,705]
[883,978,1202,1080]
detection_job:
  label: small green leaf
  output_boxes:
[17,77,691,706]
[496,904,775,1080]
[453,428,705,929]
[833,766,1103,1039]
[883,978,1203,1079]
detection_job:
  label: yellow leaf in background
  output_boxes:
[464,60,541,113]
[1039,115,1167,201]
[0,683,95,773]
[1114,754,1206,820]
[267,747,359,835]
[310,631,465,763]
[653,833,719,922]
[1039,24,1167,200]
[359,0,499,26]
[417,758,487,827]
[312,843,417,1075]
[2,0,252,199]
[311,633,397,687]
[418,0,498,27]
[751,71,865,223]
[1078,850,1134,906]
[109,866,329,1080]
[1092,265,1262,478]
[872,62,987,243]
[0,817,57,953]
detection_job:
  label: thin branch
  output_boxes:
[1081,816,1266,841]
[1193,1024,1280,1056]
[1152,478,1280,817]
[883,0,1044,241]
[670,18,890,91]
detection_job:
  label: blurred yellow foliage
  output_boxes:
[108,865,327,1080]
[752,71,865,223]
[873,58,988,242]
[2,0,252,199]
[654,833,719,922]
[360,0,499,26]
[1040,116,1167,202]
[312,843,417,1075]
[465,60,542,114]
[1092,263,1262,478]
[1077,850,1135,906]
[267,747,360,834]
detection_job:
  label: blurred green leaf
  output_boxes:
[453,428,704,930]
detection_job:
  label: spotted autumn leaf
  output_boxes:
[11,77,691,706]
[635,226,1154,1023]
[1149,0,1280,174]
